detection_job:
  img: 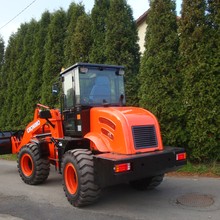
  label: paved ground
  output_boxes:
[0,159,220,220]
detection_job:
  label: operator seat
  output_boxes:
[89,76,111,103]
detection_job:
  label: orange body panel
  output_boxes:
[85,107,163,155]
[11,106,64,164]
[10,105,163,161]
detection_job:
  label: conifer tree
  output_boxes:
[179,0,219,161]
[206,0,220,160]
[23,11,51,124]
[0,36,4,70]
[64,3,85,66]
[41,9,67,107]
[0,31,24,129]
[2,23,29,130]
[105,0,140,106]
[139,0,180,145]
[70,13,93,63]
[0,36,5,125]
[207,0,220,74]
[17,20,39,128]
[90,0,110,63]
[6,21,38,129]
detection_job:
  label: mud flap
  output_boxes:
[0,131,13,155]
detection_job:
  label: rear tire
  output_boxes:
[17,144,50,185]
[62,149,101,207]
[130,174,164,190]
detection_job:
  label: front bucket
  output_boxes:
[0,131,13,155]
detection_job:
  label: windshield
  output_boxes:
[79,67,125,106]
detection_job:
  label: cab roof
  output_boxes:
[60,62,124,76]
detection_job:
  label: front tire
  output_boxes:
[130,174,164,190]
[62,149,101,207]
[17,144,50,185]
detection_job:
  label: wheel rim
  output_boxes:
[21,153,34,177]
[65,163,78,195]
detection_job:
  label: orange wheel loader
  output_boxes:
[0,63,186,207]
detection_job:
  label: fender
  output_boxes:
[84,132,111,153]
[88,106,163,155]
[27,138,50,158]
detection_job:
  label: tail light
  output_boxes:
[114,163,131,173]
[176,152,186,161]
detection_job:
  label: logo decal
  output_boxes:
[27,120,40,133]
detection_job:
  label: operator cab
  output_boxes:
[59,63,125,137]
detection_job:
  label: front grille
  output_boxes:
[132,125,158,149]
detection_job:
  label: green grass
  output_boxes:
[177,161,220,177]
[0,154,17,161]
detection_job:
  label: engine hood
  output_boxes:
[85,107,163,154]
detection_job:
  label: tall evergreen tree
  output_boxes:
[179,0,219,161]
[41,9,67,107]
[7,22,38,129]
[23,11,51,124]
[70,13,93,63]
[2,23,31,130]
[64,3,85,67]
[105,0,140,106]
[0,36,4,70]
[0,30,25,129]
[204,0,220,160]
[207,0,220,75]
[17,20,39,128]
[0,36,5,126]
[90,0,110,63]
[139,0,180,146]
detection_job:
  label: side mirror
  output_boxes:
[52,83,59,95]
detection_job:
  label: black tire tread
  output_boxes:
[62,149,101,207]
[17,144,50,185]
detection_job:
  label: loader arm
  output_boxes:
[13,105,64,153]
